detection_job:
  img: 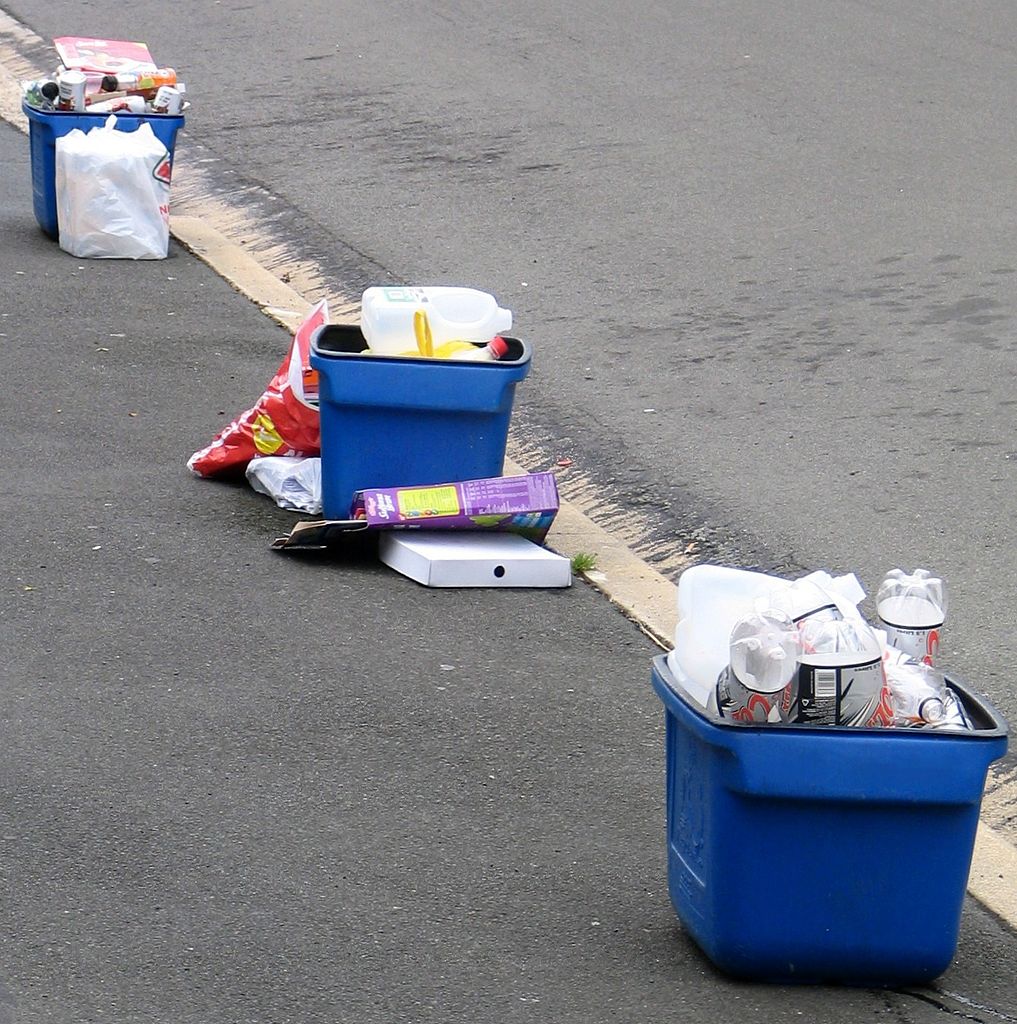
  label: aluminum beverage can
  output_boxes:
[152,86,183,115]
[876,596,944,665]
[57,70,87,111]
[715,609,801,724]
[792,617,888,726]
[715,665,785,723]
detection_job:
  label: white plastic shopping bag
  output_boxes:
[246,456,323,514]
[55,115,171,259]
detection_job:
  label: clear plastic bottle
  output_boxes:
[100,67,177,96]
[360,286,512,355]
[768,576,840,626]
[883,650,971,730]
[795,617,886,726]
[876,568,946,666]
[883,654,948,727]
[668,564,793,710]
[714,610,802,723]
[21,78,59,109]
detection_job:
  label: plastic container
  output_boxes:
[795,615,886,726]
[360,286,513,355]
[668,564,794,709]
[650,653,1008,985]
[668,564,872,711]
[22,100,185,238]
[714,610,801,723]
[876,568,947,665]
[309,324,531,519]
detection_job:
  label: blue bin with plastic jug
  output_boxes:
[650,651,1008,985]
[22,101,185,238]
[309,324,531,520]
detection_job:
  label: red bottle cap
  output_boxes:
[488,336,510,360]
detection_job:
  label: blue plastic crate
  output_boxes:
[650,653,1008,986]
[309,325,531,519]
[22,101,185,239]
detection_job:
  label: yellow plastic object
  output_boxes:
[362,312,482,359]
[413,309,434,357]
[431,340,482,359]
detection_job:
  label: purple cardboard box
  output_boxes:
[352,472,560,541]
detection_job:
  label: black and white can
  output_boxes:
[152,86,183,115]
[57,70,87,112]
[791,617,890,727]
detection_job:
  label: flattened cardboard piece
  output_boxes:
[54,37,158,74]
[378,531,572,589]
[271,519,369,551]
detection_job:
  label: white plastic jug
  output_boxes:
[360,286,513,355]
[667,564,790,709]
[667,565,868,709]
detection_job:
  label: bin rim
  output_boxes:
[21,99,185,124]
[652,652,1009,740]
[309,322,531,367]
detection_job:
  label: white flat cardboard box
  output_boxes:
[378,531,572,588]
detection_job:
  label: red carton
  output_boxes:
[54,37,158,74]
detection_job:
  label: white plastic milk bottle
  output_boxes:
[360,286,513,355]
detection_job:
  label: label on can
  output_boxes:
[152,85,183,115]
[878,620,943,666]
[793,657,885,726]
[57,70,86,111]
[716,667,785,724]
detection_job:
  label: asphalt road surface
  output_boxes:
[3,2,1017,1021]
[13,0,1016,724]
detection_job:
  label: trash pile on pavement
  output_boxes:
[651,562,1008,987]
[21,36,187,115]
[187,288,572,588]
[12,40,1012,985]
[21,37,188,258]
[669,563,970,730]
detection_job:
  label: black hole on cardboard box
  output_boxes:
[493,565,506,578]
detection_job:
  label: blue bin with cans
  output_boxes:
[650,652,1008,986]
[309,324,531,520]
[22,101,185,238]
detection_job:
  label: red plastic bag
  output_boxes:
[188,299,328,478]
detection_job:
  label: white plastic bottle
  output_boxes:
[875,568,946,666]
[713,610,802,723]
[360,286,513,355]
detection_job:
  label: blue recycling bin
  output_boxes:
[650,653,1008,985]
[22,101,185,238]
[310,324,531,519]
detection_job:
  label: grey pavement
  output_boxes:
[2,118,1017,1024]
